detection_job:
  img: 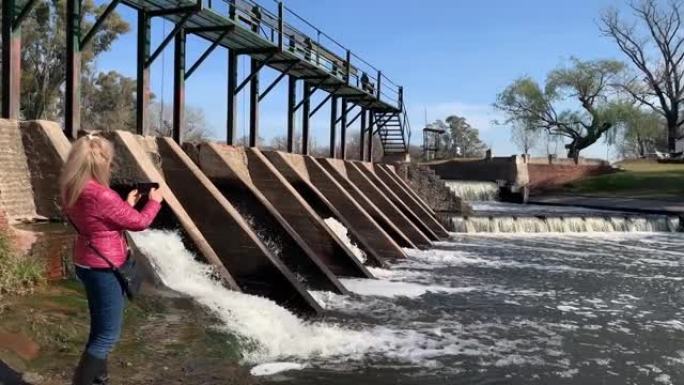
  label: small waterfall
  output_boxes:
[444,180,499,201]
[451,216,681,233]
[128,230,427,365]
[324,217,367,263]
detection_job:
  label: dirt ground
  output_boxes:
[0,280,258,385]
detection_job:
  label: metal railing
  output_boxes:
[203,0,401,109]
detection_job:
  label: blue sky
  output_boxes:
[96,0,631,158]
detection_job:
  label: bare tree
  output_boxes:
[147,102,210,142]
[602,0,684,151]
[510,121,540,154]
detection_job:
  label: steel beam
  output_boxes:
[301,82,312,155]
[340,98,348,159]
[81,0,120,49]
[293,77,328,111]
[226,50,238,144]
[12,0,37,30]
[249,58,260,147]
[287,75,296,153]
[360,108,367,160]
[376,70,382,100]
[149,4,199,17]
[236,47,278,55]
[347,108,363,127]
[259,60,297,101]
[147,12,193,67]
[329,96,337,158]
[234,52,275,94]
[65,0,81,138]
[185,27,232,80]
[2,0,21,120]
[277,2,284,51]
[172,27,186,144]
[186,25,233,33]
[136,10,151,135]
[367,110,374,161]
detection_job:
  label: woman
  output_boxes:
[59,135,164,385]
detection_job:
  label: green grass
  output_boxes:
[0,230,45,297]
[564,159,684,199]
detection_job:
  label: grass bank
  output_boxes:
[0,221,45,298]
[0,280,255,385]
[563,160,684,199]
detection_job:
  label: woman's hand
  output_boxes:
[149,187,164,203]
[126,189,141,207]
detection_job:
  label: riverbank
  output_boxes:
[0,280,256,385]
[558,159,684,199]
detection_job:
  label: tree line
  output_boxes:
[496,0,684,160]
[2,0,208,138]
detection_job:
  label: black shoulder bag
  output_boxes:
[69,220,142,300]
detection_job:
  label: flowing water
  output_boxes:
[131,222,684,384]
[445,180,500,201]
[451,202,681,234]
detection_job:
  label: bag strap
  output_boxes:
[67,217,119,271]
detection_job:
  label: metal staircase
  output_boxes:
[374,104,411,155]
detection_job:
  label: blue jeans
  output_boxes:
[75,266,126,360]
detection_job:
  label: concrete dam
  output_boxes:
[0,119,451,315]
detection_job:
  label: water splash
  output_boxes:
[130,230,469,365]
[444,180,499,201]
[324,217,367,263]
[451,216,680,233]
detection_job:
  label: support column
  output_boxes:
[287,75,296,152]
[329,96,337,158]
[340,98,348,159]
[249,58,260,147]
[301,82,311,155]
[65,0,82,138]
[2,0,20,120]
[172,27,185,143]
[360,108,367,161]
[367,110,374,161]
[227,50,238,145]
[136,10,151,135]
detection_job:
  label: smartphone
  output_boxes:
[135,182,160,195]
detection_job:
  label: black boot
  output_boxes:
[93,358,109,385]
[72,353,106,385]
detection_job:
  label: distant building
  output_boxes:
[677,138,684,152]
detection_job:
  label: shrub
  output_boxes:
[0,211,45,297]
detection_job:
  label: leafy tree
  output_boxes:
[81,71,136,132]
[431,115,487,158]
[495,58,625,160]
[19,0,129,120]
[602,0,684,152]
[605,101,666,158]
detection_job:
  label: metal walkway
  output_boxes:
[2,0,410,157]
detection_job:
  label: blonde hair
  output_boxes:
[59,135,114,209]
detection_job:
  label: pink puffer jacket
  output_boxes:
[66,180,161,269]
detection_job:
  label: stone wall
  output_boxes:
[0,120,37,221]
[0,120,70,222]
[527,163,615,193]
[394,163,470,215]
[424,156,529,188]
[20,121,70,220]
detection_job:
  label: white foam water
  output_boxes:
[250,362,305,376]
[444,180,499,201]
[130,230,467,366]
[324,217,367,263]
[451,216,680,233]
